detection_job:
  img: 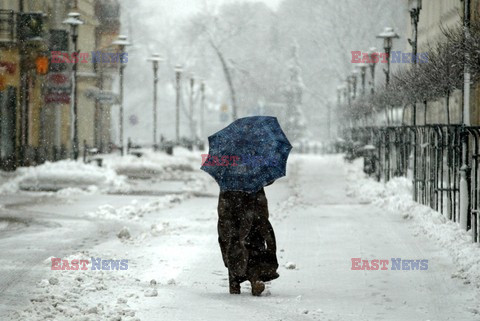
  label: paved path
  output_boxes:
[2,155,479,321]
[134,155,480,321]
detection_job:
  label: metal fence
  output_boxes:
[348,125,480,243]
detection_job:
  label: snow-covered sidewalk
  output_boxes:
[3,154,480,321]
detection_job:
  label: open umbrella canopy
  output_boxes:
[201,116,292,192]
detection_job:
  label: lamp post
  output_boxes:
[200,81,205,142]
[377,27,399,125]
[346,77,352,106]
[357,64,368,96]
[376,27,400,88]
[174,65,183,144]
[346,76,355,131]
[189,74,195,142]
[351,70,359,100]
[408,0,422,202]
[341,82,349,137]
[337,85,343,108]
[460,0,472,231]
[112,35,130,156]
[63,12,83,160]
[336,85,344,141]
[367,47,378,95]
[147,53,164,150]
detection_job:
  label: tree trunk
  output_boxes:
[445,90,450,125]
[209,39,238,120]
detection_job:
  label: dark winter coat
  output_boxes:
[217,188,279,283]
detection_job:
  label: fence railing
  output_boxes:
[347,125,480,243]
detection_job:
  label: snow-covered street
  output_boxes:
[3,1,480,320]
[1,153,479,321]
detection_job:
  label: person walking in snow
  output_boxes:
[200,116,292,296]
[217,187,279,295]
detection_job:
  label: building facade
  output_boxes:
[403,0,462,125]
[404,0,480,125]
[0,0,120,170]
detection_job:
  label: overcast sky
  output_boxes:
[141,0,282,18]
[118,0,283,143]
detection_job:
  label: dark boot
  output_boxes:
[250,271,265,296]
[229,272,241,294]
[250,280,265,296]
[229,280,241,294]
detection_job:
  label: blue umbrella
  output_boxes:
[201,116,292,192]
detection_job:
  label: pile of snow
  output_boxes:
[86,195,186,221]
[56,186,99,197]
[103,148,199,180]
[0,160,130,194]
[11,251,141,321]
[346,158,480,287]
[273,155,303,219]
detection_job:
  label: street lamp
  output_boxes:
[367,47,378,95]
[200,81,206,143]
[345,76,355,131]
[63,12,83,160]
[335,85,346,139]
[174,65,183,144]
[376,27,400,88]
[336,85,344,107]
[357,64,368,96]
[351,69,359,100]
[408,0,422,202]
[112,35,130,156]
[189,73,196,142]
[459,0,472,231]
[345,77,351,105]
[147,53,164,150]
